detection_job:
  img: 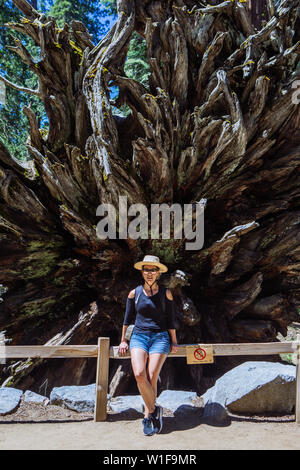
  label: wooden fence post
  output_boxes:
[296,334,300,425]
[94,337,110,422]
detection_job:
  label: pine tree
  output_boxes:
[49,0,112,43]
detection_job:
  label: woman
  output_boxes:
[118,255,179,436]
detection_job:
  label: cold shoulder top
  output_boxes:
[123,284,176,334]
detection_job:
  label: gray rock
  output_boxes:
[50,384,103,412]
[24,390,49,405]
[0,387,23,415]
[202,402,230,426]
[109,395,144,414]
[108,390,202,416]
[156,390,198,412]
[202,361,296,416]
[173,404,203,422]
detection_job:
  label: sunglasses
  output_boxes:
[142,268,159,273]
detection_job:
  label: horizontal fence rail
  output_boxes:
[111,342,297,358]
[0,341,297,359]
[1,345,99,358]
[1,338,299,424]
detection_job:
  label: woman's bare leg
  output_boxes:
[145,353,168,415]
[131,348,156,417]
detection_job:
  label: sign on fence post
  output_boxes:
[94,337,110,422]
[186,344,214,364]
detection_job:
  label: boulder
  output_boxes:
[201,401,231,426]
[24,390,49,405]
[50,384,103,412]
[108,395,144,414]
[202,361,296,418]
[0,387,23,415]
[156,390,199,412]
[108,390,203,416]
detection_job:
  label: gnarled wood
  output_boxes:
[1,0,300,394]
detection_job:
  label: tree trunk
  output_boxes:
[0,0,300,395]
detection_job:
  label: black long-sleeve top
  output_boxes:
[123,285,176,334]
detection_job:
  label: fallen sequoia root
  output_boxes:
[0,0,300,393]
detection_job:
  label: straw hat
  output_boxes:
[134,255,168,273]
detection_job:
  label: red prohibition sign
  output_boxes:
[194,347,206,361]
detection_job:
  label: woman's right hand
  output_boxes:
[118,341,129,356]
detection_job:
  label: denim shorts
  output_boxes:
[129,330,171,355]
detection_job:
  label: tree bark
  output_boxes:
[0,0,300,394]
[248,0,269,29]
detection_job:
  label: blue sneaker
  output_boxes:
[142,417,155,436]
[150,405,163,434]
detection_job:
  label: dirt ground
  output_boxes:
[0,398,300,450]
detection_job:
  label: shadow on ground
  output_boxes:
[107,404,232,433]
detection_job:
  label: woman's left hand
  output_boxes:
[170,343,179,354]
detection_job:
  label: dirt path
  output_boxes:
[1,419,300,450]
[0,402,299,450]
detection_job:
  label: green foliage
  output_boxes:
[101,0,117,16]
[115,32,150,117]
[0,1,39,160]
[125,32,150,88]
[280,353,297,365]
[151,239,182,265]
[49,0,111,43]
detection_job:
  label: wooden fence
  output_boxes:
[1,336,300,424]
